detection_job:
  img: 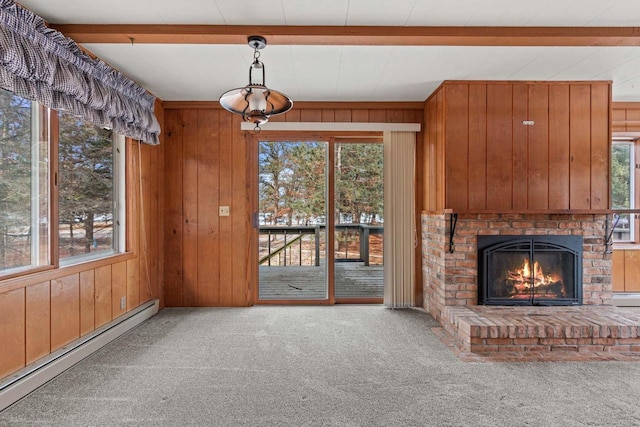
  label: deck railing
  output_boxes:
[259,224,383,267]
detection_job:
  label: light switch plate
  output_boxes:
[120,296,126,310]
[219,206,230,216]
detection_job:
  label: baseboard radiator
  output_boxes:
[0,299,159,412]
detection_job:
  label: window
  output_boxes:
[0,89,50,274]
[0,87,127,277]
[612,141,636,243]
[58,113,125,262]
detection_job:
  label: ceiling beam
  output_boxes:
[50,24,640,46]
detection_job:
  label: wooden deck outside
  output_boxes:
[259,262,383,300]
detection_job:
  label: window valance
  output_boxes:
[0,0,160,145]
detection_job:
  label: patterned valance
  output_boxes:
[0,0,160,144]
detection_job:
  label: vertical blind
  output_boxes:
[383,131,416,308]
[0,0,160,144]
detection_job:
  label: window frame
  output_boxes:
[612,139,639,245]
[0,95,128,280]
[57,123,126,267]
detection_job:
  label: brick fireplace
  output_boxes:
[421,213,611,323]
[419,213,640,358]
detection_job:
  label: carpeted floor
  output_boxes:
[1,306,640,426]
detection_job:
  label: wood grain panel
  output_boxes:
[164,109,184,306]
[94,265,112,328]
[624,251,640,292]
[301,109,322,122]
[444,84,469,211]
[50,274,80,351]
[486,84,513,210]
[468,84,487,210]
[232,116,249,306]
[387,110,404,123]
[126,259,140,311]
[548,85,571,210]
[182,109,199,306]
[569,84,592,209]
[111,261,127,319]
[590,84,610,210]
[79,269,95,335]
[334,110,351,122]
[321,109,335,122]
[436,91,445,210]
[612,108,626,132]
[512,84,529,210]
[612,250,625,292]
[197,109,220,306]
[368,110,387,123]
[26,281,50,364]
[0,289,25,379]
[284,109,301,122]
[351,109,369,122]
[627,108,640,132]
[218,111,234,306]
[527,84,549,209]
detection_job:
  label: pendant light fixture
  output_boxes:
[219,35,293,133]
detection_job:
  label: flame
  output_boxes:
[506,258,564,297]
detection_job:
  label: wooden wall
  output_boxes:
[161,102,423,307]
[0,106,164,381]
[612,102,640,132]
[423,81,611,212]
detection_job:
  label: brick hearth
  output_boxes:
[421,213,640,360]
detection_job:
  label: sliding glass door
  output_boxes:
[334,142,384,300]
[257,139,383,303]
[258,141,328,300]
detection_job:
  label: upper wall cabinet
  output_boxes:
[423,81,611,213]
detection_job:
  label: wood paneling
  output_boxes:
[163,109,184,306]
[613,103,640,132]
[528,84,549,209]
[50,274,80,351]
[197,109,220,306]
[0,289,25,378]
[182,109,199,306]
[79,270,95,336]
[624,251,640,292]
[548,85,571,210]
[163,103,423,306]
[111,261,127,318]
[425,81,611,213]
[512,84,529,210]
[569,84,592,209]
[126,258,140,310]
[613,250,640,292]
[612,250,626,292]
[26,282,50,364]
[590,85,610,210]
[444,84,469,211]
[468,84,487,210]
[486,84,513,210]
[94,265,112,328]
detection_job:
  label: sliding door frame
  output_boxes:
[250,132,384,305]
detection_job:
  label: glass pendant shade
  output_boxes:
[219,36,293,132]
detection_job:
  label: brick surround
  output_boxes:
[421,213,612,322]
[419,213,636,358]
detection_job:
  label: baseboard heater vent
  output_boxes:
[0,299,159,412]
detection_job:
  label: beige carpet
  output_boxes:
[1,306,640,426]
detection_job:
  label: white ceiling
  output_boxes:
[17,0,640,102]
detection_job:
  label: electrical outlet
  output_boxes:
[219,206,230,216]
[120,296,126,310]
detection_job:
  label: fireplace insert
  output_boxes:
[477,235,583,306]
